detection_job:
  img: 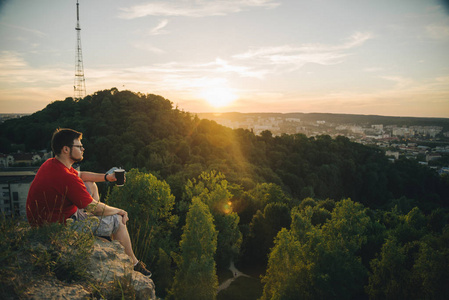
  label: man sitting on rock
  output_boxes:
[26,128,151,277]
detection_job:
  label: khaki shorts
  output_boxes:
[71,208,120,236]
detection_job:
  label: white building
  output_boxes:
[0,170,36,217]
[385,150,400,160]
[0,154,14,167]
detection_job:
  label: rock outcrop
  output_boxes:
[24,238,156,300]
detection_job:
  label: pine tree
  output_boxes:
[170,197,218,300]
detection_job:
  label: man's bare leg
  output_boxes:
[112,215,138,265]
[84,183,141,267]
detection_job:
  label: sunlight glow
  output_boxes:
[200,85,238,108]
[222,201,233,214]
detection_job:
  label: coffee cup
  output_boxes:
[114,168,125,186]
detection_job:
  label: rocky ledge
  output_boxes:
[24,238,156,300]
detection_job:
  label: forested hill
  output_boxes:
[1,88,448,211]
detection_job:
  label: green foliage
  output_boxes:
[366,208,449,299]
[28,224,95,282]
[106,169,178,269]
[261,199,371,300]
[92,274,137,300]
[184,171,233,214]
[0,217,95,298]
[214,212,242,267]
[170,198,218,300]
[242,202,291,266]
[183,171,242,268]
[234,182,292,226]
[153,248,174,297]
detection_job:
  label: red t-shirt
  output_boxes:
[26,158,93,226]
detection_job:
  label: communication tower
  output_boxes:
[74,0,86,100]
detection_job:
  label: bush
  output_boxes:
[0,217,95,298]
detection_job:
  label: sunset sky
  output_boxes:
[0,0,448,117]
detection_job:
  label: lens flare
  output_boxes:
[222,201,233,214]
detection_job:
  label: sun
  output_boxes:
[200,86,238,108]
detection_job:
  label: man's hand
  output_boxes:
[118,209,129,225]
[105,173,117,182]
[106,172,126,184]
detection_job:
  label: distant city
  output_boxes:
[197,112,449,174]
[0,113,30,123]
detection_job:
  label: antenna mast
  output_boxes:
[74,0,86,100]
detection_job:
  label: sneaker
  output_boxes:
[134,261,152,277]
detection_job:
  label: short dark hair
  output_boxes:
[51,128,82,155]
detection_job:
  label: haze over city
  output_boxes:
[0,0,448,117]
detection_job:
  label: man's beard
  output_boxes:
[69,149,83,163]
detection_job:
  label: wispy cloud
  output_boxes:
[0,22,46,37]
[149,19,169,35]
[379,76,414,89]
[233,32,373,70]
[0,51,71,85]
[364,67,383,72]
[0,51,75,112]
[118,58,266,79]
[119,0,280,19]
[132,42,165,54]
[426,23,449,40]
[0,51,28,69]
[206,58,267,78]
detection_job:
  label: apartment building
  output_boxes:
[0,169,36,217]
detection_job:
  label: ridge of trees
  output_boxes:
[1,88,447,212]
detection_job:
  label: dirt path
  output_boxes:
[217,261,250,293]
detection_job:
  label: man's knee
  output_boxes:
[115,214,126,231]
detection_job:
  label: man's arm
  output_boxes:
[79,171,117,182]
[87,199,129,224]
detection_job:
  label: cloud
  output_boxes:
[132,42,165,54]
[0,51,72,87]
[233,32,373,70]
[0,22,46,37]
[149,19,169,35]
[364,67,383,72]
[0,51,76,112]
[119,58,266,79]
[207,58,267,78]
[380,76,414,89]
[426,23,449,39]
[0,51,27,69]
[119,0,280,19]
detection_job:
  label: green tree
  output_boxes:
[242,202,291,266]
[262,199,370,299]
[154,248,173,298]
[366,238,418,299]
[214,212,242,267]
[170,198,218,300]
[367,211,449,299]
[107,169,178,268]
[413,233,449,299]
[184,171,232,214]
[184,171,242,268]
[236,182,291,226]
